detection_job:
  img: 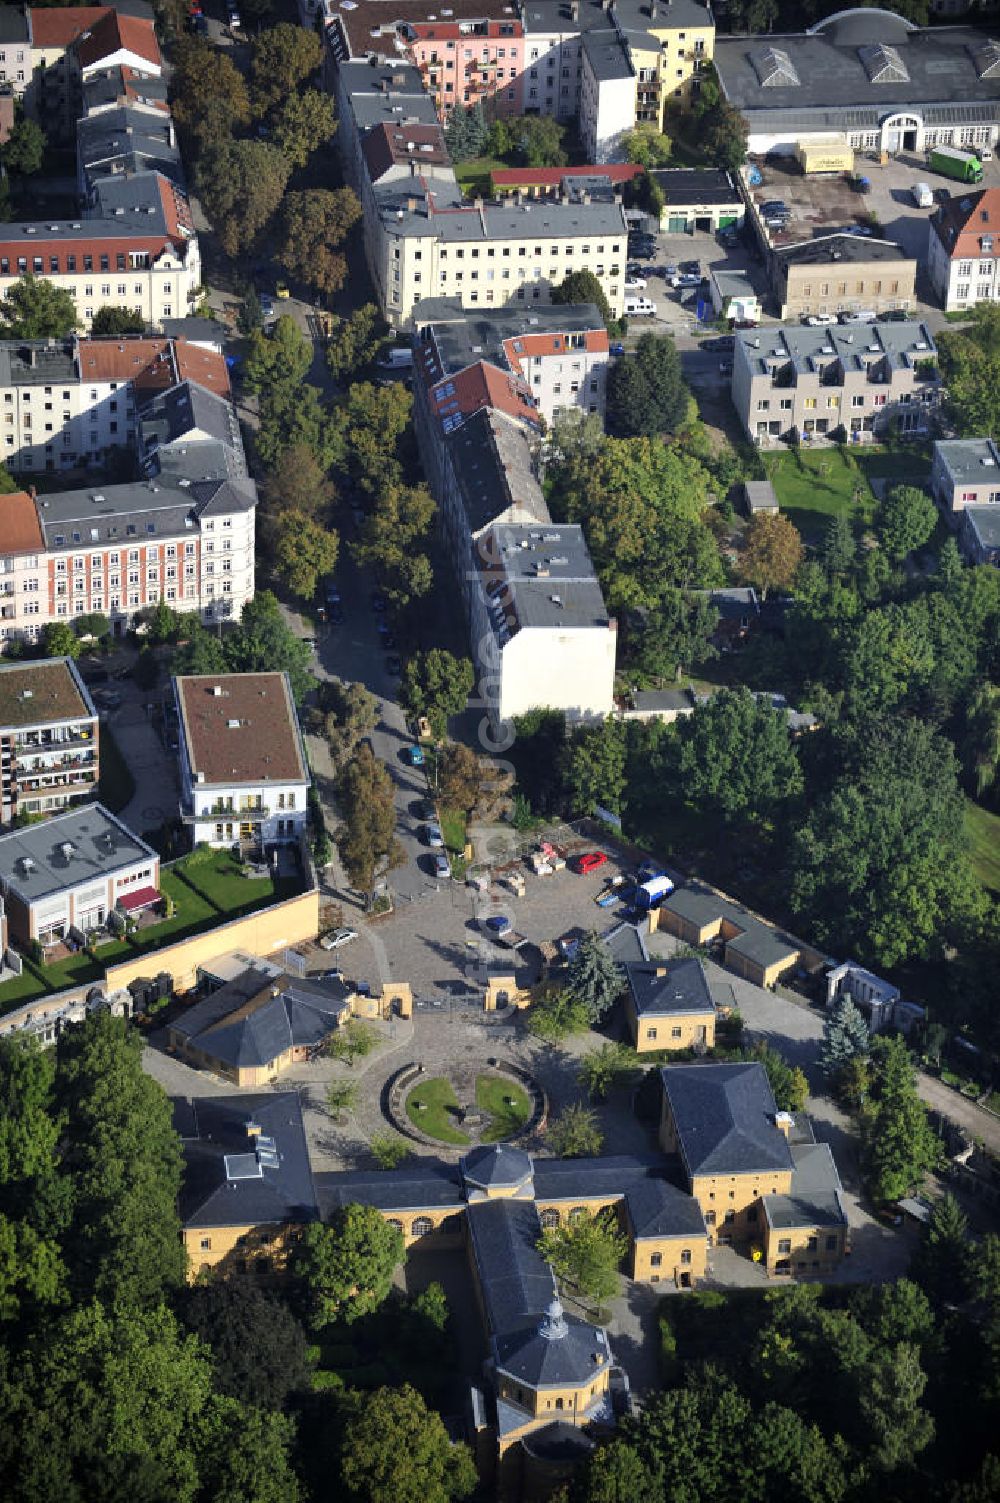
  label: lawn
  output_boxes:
[454,156,505,198]
[0,967,47,1017]
[439,808,467,854]
[173,850,295,915]
[763,448,877,542]
[405,1076,470,1146]
[476,1073,531,1142]
[964,798,1000,895]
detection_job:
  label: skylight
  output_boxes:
[859,42,909,84]
[751,47,799,88]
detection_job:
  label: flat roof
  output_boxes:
[650,167,741,206]
[582,27,633,82]
[174,673,308,789]
[0,657,94,730]
[762,1142,847,1230]
[520,0,710,36]
[626,956,715,1018]
[478,521,609,634]
[415,297,607,381]
[934,437,1000,487]
[0,803,155,903]
[661,1062,795,1177]
[965,504,1000,549]
[0,338,77,388]
[775,232,912,269]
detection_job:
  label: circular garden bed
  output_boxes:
[404,1070,533,1146]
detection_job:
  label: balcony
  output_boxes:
[16,729,95,756]
[181,799,271,823]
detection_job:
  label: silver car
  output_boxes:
[423,822,444,848]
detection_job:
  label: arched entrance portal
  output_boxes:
[882,113,922,154]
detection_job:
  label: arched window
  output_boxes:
[540,1207,561,1229]
[387,1218,404,1234]
[569,1206,587,1224]
[412,1216,434,1237]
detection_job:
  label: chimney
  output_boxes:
[406,195,419,212]
[570,0,579,15]
[774,1111,794,1138]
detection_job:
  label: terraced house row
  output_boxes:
[0,3,201,330]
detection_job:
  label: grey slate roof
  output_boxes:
[36,472,255,553]
[775,233,912,270]
[493,1308,613,1390]
[762,1142,848,1230]
[531,1153,708,1240]
[661,1062,795,1177]
[625,956,715,1018]
[448,409,548,538]
[631,688,695,713]
[659,884,801,970]
[463,1143,533,1190]
[624,1175,708,1239]
[521,0,710,36]
[467,1198,556,1334]
[603,920,649,966]
[83,66,170,115]
[170,967,352,1071]
[965,504,1000,551]
[374,183,626,241]
[140,380,246,478]
[177,1091,320,1231]
[0,802,155,904]
[78,106,182,193]
[315,1160,465,1214]
[414,296,605,381]
[736,319,937,381]
[742,480,778,512]
[0,8,29,42]
[582,27,633,83]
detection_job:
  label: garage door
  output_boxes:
[718,214,738,228]
[667,215,687,233]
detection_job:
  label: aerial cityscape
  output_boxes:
[0,0,997,1497]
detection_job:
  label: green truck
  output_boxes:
[929,145,984,184]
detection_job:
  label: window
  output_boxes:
[671,1026,682,1039]
[645,1027,657,1041]
[540,1207,560,1229]
[704,1210,716,1226]
[807,1235,818,1251]
[650,1252,662,1268]
[826,1234,838,1251]
[778,1238,792,1255]
[680,1249,692,1264]
[200,1237,211,1250]
[411,1216,433,1237]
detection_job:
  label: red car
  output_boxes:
[572,851,608,875]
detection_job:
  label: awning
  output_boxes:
[117,886,162,914]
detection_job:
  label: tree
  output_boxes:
[325,1019,379,1069]
[821,513,856,576]
[313,678,378,768]
[528,987,592,1043]
[672,687,803,828]
[0,275,77,339]
[444,103,488,163]
[196,138,290,259]
[55,1012,186,1306]
[271,88,336,170]
[547,407,606,466]
[740,512,804,599]
[912,1193,974,1305]
[370,1133,411,1170]
[90,305,146,337]
[225,592,315,705]
[198,1402,302,1503]
[578,1041,634,1101]
[334,379,413,499]
[628,588,718,683]
[326,303,389,383]
[180,1280,311,1408]
[400,651,474,741]
[0,1214,66,1325]
[820,995,870,1082]
[169,37,250,141]
[41,620,81,659]
[292,1204,403,1328]
[878,484,937,562]
[277,188,362,299]
[537,1209,627,1305]
[272,510,339,601]
[2,117,46,176]
[607,332,694,436]
[702,99,748,172]
[553,268,613,328]
[326,1079,359,1121]
[338,1384,477,1503]
[745,1041,809,1113]
[490,113,567,168]
[623,126,673,168]
[353,481,436,608]
[549,437,720,611]
[73,612,110,642]
[565,932,624,1023]
[546,1103,604,1158]
[861,1035,940,1203]
[336,743,401,901]
[961,682,1000,804]
[790,718,985,967]
[257,381,341,474]
[262,442,336,522]
[250,24,322,117]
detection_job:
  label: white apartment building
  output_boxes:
[928,188,1000,313]
[27,4,163,140]
[580,29,636,162]
[0,476,256,649]
[0,801,159,947]
[520,19,584,122]
[173,673,310,849]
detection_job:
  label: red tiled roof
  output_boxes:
[76,10,161,70]
[77,337,230,399]
[490,164,643,189]
[29,7,108,49]
[431,361,539,429]
[0,491,44,557]
[502,327,608,375]
[933,186,1000,261]
[117,885,161,913]
[336,0,515,50]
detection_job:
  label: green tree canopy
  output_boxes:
[565,931,625,1023]
[627,588,719,683]
[90,305,145,337]
[877,484,938,562]
[250,24,322,116]
[400,650,474,741]
[538,1209,627,1305]
[41,620,82,659]
[861,1035,941,1203]
[224,591,315,704]
[336,743,401,899]
[0,275,77,339]
[196,138,290,259]
[180,1280,311,1409]
[820,995,870,1083]
[272,88,336,170]
[546,1102,604,1157]
[2,118,46,176]
[790,717,985,967]
[292,1204,403,1328]
[276,188,362,298]
[337,1383,477,1503]
[911,1192,974,1306]
[607,333,694,437]
[170,36,250,141]
[671,687,803,827]
[623,126,673,168]
[553,267,613,327]
[272,511,339,601]
[326,303,390,382]
[740,512,804,599]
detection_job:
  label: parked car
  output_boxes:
[627,243,656,260]
[609,341,625,356]
[406,744,425,766]
[670,273,702,289]
[571,851,608,875]
[837,308,877,324]
[275,280,290,299]
[678,259,701,275]
[485,915,512,934]
[803,313,838,326]
[663,263,678,278]
[624,277,647,292]
[319,927,358,951]
[259,293,275,319]
[414,799,436,820]
[877,309,909,322]
[423,822,444,848]
[433,853,451,879]
[227,6,242,27]
[328,604,344,625]
[760,199,788,214]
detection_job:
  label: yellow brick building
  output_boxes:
[622,955,716,1055]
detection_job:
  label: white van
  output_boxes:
[378,347,413,370]
[912,182,933,208]
[624,296,657,318]
[837,309,877,325]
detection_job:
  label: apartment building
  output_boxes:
[732,320,939,446]
[0,801,159,946]
[27,4,161,141]
[931,437,1000,512]
[173,672,310,849]
[0,656,98,824]
[77,104,182,203]
[772,234,916,322]
[0,8,30,95]
[928,187,1000,312]
[0,471,255,648]
[415,296,610,426]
